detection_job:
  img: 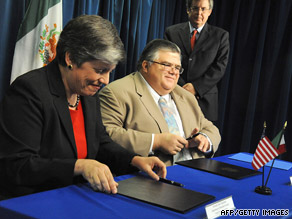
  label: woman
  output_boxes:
[0,15,166,199]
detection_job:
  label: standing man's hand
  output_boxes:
[182,83,196,95]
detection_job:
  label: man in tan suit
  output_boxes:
[99,39,220,166]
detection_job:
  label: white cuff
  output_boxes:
[148,133,155,156]
[199,132,213,153]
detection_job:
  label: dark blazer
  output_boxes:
[164,22,230,121]
[0,60,136,198]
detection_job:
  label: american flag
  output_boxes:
[251,136,279,170]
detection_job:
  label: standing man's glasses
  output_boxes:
[190,6,210,13]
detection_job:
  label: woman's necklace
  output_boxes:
[68,95,80,108]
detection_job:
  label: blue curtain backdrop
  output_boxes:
[209,0,292,162]
[0,0,291,161]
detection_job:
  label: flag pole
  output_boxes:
[264,159,275,188]
[261,122,266,188]
[264,121,287,188]
[255,121,272,195]
[262,164,265,187]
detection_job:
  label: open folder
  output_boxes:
[176,158,261,179]
[117,175,214,213]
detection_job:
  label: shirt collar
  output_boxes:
[188,21,205,34]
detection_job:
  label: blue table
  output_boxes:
[0,153,292,218]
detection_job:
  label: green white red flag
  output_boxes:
[271,129,286,155]
[10,0,62,83]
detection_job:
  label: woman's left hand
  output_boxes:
[131,156,167,180]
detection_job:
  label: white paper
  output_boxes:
[205,196,235,219]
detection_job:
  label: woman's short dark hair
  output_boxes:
[56,15,125,67]
[137,39,181,71]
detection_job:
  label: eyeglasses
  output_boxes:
[148,60,184,74]
[190,6,210,13]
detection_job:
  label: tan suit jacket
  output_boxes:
[99,72,221,166]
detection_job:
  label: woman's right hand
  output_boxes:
[74,159,118,194]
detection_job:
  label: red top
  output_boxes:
[69,101,87,159]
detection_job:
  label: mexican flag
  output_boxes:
[272,129,286,155]
[10,0,62,83]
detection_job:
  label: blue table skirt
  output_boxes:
[0,153,292,219]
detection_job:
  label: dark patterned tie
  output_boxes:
[158,97,191,163]
[158,97,180,135]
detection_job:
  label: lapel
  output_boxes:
[192,23,210,54]
[134,72,169,133]
[178,22,193,56]
[81,95,97,158]
[46,60,77,156]
[170,87,192,138]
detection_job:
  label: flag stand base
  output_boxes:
[255,186,272,195]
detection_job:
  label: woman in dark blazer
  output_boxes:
[0,15,166,199]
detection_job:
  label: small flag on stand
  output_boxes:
[253,121,287,195]
[251,136,279,170]
[252,121,287,171]
[10,0,62,83]
[271,130,286,155]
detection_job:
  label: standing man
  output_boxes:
[164,0,229,121]
[99,39,221,166]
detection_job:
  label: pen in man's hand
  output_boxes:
[186,132,200,140]
[159,177,184,187]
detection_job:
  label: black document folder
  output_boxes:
[117,175,214,213]
[176,158,261,179]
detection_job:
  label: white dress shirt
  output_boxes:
[189,21,205,40]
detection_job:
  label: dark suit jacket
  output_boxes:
[164,22,230,121]
[0,60,137,198]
